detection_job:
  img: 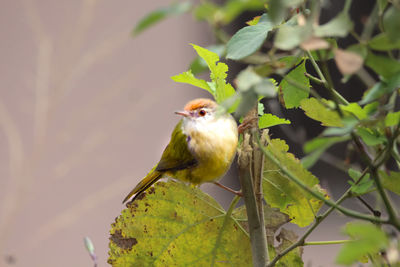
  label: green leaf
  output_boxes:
[234,90,258,119]
[365,52,400,79]
[194,0,266,25]
[235,67,278,98]
[132,2,191,36]
[346,44,368,59]
[254,79,278,97]
[385,111,400,127]
[192,44,236,103]
[360,72,400,104]
[246,15,261,26]
[259,114,291,129]
[193,1,219,23]
[340,103,368,120]
[108,181,252,266]
[174,44,235,104]
[220,0,267,25]
[383,6,400,42]
[304,136,349,153]
[278,55,304,68]
[235,67,263,92]
[301,151,324,169]
[336,222,388,265]
[322,116,358,136]
[279,61,310,109]
[369,33,400,51]
[379,170,400,195]
[227,14,274,60]
[268,0,304,24]
[356,127,386,146]
[258,102,264,115]
[300,98,343,127]
[189,45,225,75]
[171,70,213,94]
[263,138,327,227]
[274,24,312,50]
[302,136,349,168]
[314,12,353,38]
[347,168,374,196]
[192,44,220,73]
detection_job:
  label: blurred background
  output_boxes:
[0,1,385,266]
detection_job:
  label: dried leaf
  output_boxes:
[301,36,329,51]
[334,49,364,75]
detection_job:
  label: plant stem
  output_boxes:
[371,168,400,229]
[252,129,268,260]
[238,130,268,266]
[227,195,241,216]
[306,50,327,83]
[304,72,324,85]
[361,2,379,41]
[307,50,349,106]
[304,240,351,246]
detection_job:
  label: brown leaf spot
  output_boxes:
[110,230,138,250]
[136,192,147,201]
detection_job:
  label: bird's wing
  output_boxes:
[156,120,197,172]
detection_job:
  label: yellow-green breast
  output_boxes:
[171,113,238,184]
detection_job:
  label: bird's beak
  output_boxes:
[175,110,190,117]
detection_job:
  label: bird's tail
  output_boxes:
[122,171,162,203]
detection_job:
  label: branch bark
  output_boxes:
[238,107,269,267]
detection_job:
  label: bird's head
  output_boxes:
[175,98,218,122]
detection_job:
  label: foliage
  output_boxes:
[110,0,400,266]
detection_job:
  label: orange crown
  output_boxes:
[183,98,217,112]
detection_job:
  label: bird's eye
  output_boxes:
[198,109,206,116]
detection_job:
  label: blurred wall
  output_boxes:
[0,1,214,266]
[0,1,388,267]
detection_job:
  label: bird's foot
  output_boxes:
[213,182,243,197]
[238,117,258,134]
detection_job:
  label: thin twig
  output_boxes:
[304,240,351,246]
[356,196,381,217]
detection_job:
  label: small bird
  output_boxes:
[123,98,239,203]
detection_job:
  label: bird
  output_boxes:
[123,98,239,203]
